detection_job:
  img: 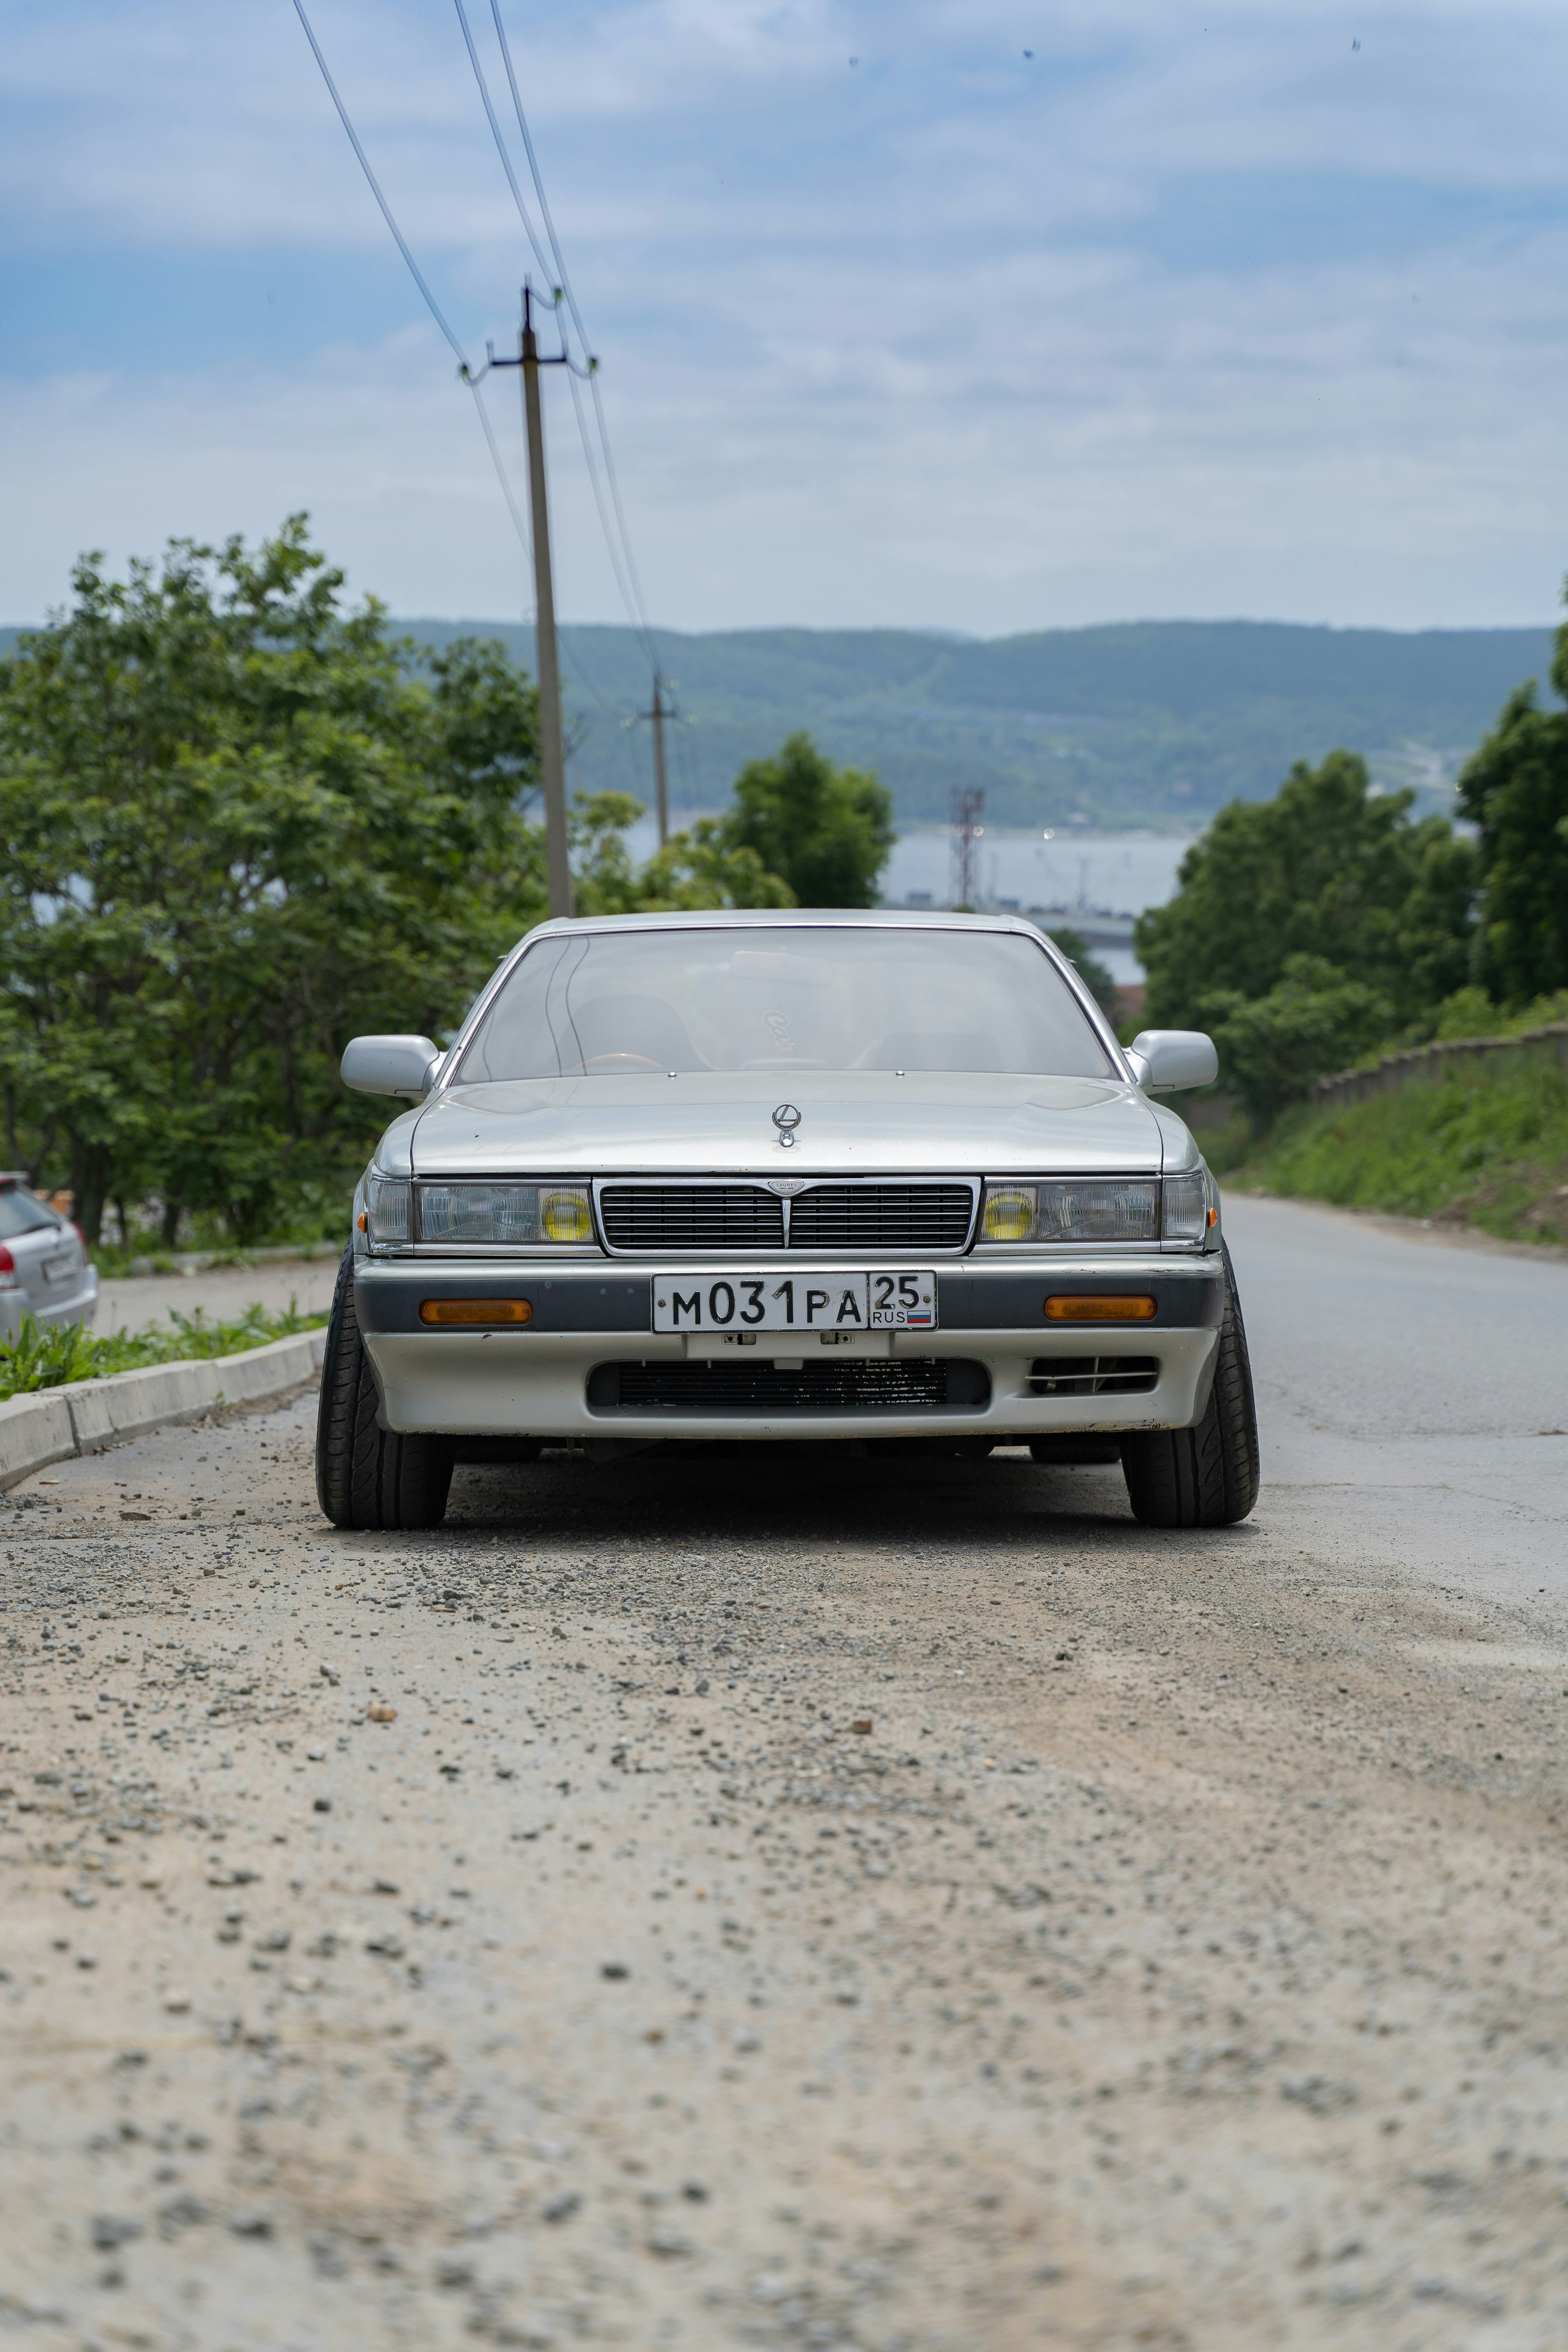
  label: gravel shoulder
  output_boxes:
[3,1380,1566,2350]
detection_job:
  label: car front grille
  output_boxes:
[1029,1356,1158,1396]
[785,1183,975,1252]
[596,1180,975,1254]
[587,1359,990,1413]
[599,1184,785,1253]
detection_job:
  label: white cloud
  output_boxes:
[1,0,1566,628]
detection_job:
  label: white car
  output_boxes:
[0,1176,99,1342]
[317,911,1258,1532]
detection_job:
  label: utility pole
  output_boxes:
[950,786,985,911]
[627,672,673,847]
[484,284,572,918]
[521,288,571,918]
[649,675,669,848]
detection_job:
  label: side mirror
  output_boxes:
[341,1035,443,1100]
[1125,1029,1219,1093]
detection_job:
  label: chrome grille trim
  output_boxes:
[787,1182,975,1253]
[599,1183,784,1253]
[593,1176,980,1256]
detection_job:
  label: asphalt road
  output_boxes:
[1221,1194,1568,1603]
[3,1197,1566,2350]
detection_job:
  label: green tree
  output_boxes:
[569,793,794,918]
[1201,955,1393,1127]
[720,732,894,908]
[1135,749,1475,1036]
[1044,925,1120,1017]
[1458,600,1568,1006]
[0,520,546,1241]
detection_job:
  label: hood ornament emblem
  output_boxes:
[772,1102,801,1150]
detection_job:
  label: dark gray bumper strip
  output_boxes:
[356,1265,1220,1336]
[356,1273,652,1335]
[938,1270,1223,1330]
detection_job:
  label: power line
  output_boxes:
[467,372,530,554]
[456,1,653,658]
[291,0,551,683]
[566,361,647,666]
[480,0,662,666]
[450,0,555,289]
[290,0,469,368]
[486,0,590,359]
[588,367,657,651]
[293,0,664,815]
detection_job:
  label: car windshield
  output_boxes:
[0,1186,61,1239]
[454,925,1115,1082]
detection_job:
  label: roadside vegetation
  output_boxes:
[4,518,1564,1254]
[1210,1053,1568,1246]
[1140,581,1568,1238]
[0,1300,327,1402]
[0,520,892,1254]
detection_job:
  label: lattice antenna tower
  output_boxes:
[950,787,985,910]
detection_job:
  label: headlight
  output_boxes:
[1161,1172,1207,1242]
[980,1185,1037,1243]
[978,1179,1161,1244]
[415,1182,595,1247]
[365,1172,411,1246]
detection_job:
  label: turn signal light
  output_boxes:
[1044,1294,1157,1322]
[419,1299,534,1326]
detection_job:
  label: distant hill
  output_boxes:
[3,615,1557,831]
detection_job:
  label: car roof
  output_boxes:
[522,908,1050,940]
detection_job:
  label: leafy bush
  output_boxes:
[0,522,553,1245]
[721,732,895,908]
[1202,954,1394,1127]
[1229,1053,1568,1245]
[1433,985,1568,1041]
[1135,748,1476,1038]
[0,1300,325,1401]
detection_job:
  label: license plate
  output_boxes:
[41,1255,74,1287]
[652,1270,937,1334]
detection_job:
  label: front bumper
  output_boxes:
[354,1255,1224,1442]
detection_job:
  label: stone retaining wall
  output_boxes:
[1309,1021,1568,1111]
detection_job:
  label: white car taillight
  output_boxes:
[0,1244,17,1291]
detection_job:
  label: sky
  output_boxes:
[2,0,1566,635]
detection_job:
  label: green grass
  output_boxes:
[1222,1049,1568,1245]
[0,1300,328,1403]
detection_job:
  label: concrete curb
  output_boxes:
[0,1329,326,1494]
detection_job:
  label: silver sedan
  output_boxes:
[317,911,1258,1532]
[0,1176,99,1342]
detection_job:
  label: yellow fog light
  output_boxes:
[982,1185,1037,1243]
[540,1186,593,1244]
[420,1298,533,1325]
[1044,1294,1157,1322]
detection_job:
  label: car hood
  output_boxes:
[397,1072,1185,1178]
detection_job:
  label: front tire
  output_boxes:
[316,1247,454,1530]
[1120,1244,1260,1528]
